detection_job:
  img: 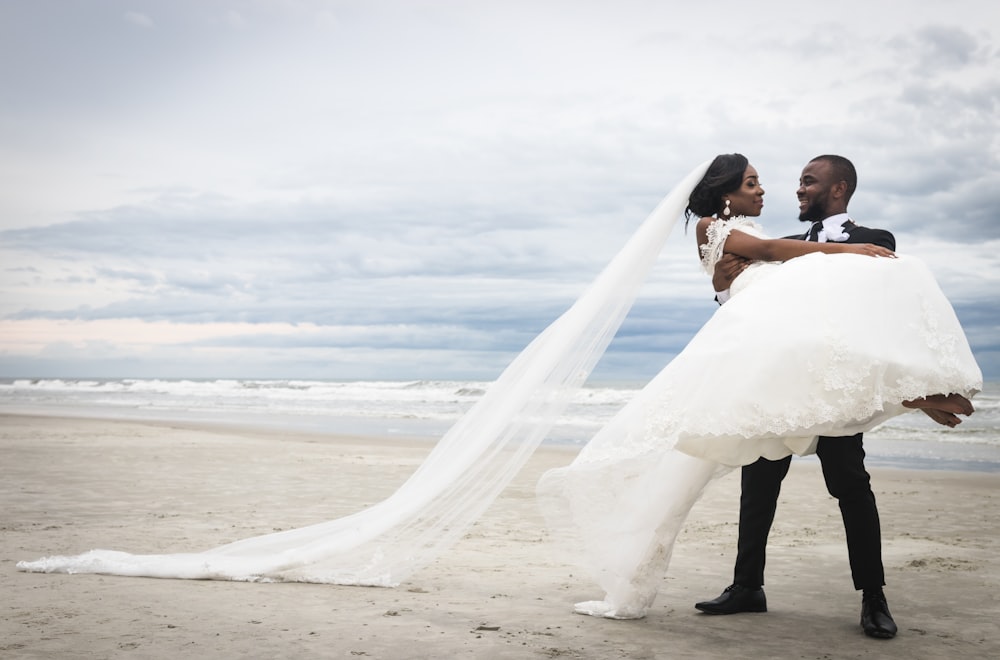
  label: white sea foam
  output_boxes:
[2,378,997,470]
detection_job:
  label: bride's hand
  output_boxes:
[844,243,896,258]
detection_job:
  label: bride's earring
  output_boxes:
[723,200,731,216]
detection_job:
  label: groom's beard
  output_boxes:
[798,199,829,223]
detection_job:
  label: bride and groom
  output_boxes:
[18,153,981,640]
[691,154,975,639]
[537,153,978,636]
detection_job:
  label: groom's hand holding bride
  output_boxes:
[712,253,751,293]
[906,393,976,428]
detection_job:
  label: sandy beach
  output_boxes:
[2,414,998,659]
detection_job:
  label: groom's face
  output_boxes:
[797,160,835,222]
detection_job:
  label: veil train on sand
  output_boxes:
[17,162,714,586]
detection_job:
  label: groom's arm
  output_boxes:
[712,254,751,304]
[847,226,895,250]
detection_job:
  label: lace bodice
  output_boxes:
[698,216,765,273]
[699,217,781,296]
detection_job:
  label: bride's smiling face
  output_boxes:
[723,165,765,217]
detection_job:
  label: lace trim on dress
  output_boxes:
[699,217,763,275]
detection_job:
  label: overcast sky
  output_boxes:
[1,0,998,382]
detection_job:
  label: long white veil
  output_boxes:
[17,161,711,586]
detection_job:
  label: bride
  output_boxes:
[18,156,981,618]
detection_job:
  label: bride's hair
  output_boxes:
[684,153,749,228]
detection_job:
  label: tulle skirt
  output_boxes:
[537,252,982,618]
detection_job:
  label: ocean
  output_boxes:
[2,378,998,473]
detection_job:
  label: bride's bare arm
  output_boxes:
[696,217,895,263]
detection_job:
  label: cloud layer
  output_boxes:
[1,1,998,380]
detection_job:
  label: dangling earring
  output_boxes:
[723,199,731,216]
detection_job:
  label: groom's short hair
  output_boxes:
[810,155,858,203]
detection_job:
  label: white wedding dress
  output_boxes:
[18,168,982,622]
[535,216,982,619]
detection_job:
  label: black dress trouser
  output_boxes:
[733,433,885,591]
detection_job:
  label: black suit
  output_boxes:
[733,219,896,592]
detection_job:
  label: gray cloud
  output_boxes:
[1,1,997,380]
[895,25,984,73]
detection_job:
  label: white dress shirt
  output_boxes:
[811,213,852,243]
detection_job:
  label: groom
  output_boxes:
[697,155,903,639]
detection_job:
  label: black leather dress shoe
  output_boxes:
[860,591,897,639]
[695,584,767,614]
